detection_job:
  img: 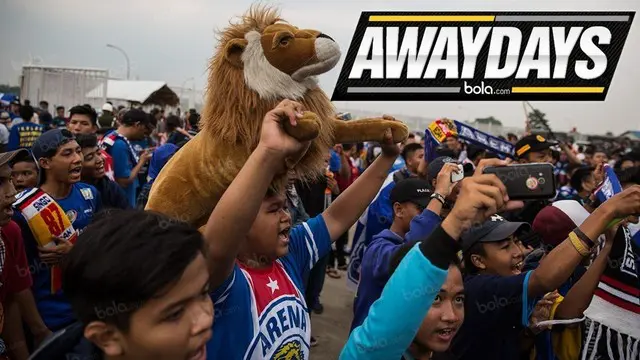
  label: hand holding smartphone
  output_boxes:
[451,164,464,183]
[482,163,556,200]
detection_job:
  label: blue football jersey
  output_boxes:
[207,215,331,359]
[13,183,101,331]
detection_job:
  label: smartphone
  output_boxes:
[451,164,464,183]
[482,163,556,200]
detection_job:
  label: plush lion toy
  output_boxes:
[146,6,409,228]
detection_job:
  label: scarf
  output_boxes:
[595,164,623,203]
[101,131,140,165]
[424,118,515,162]
[13,188,77,294]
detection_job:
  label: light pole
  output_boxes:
[181,77,195,110]
[106,44,130,80]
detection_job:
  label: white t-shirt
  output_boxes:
[0,124,9,145]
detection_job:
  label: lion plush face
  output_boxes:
[225,23,341,101]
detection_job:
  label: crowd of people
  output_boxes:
[0,97,637,360]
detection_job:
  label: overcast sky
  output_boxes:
[1,0,638,133]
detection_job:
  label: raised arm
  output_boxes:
[528,186,640,297]
[341,171,523,360]
[323,128,400,241]
[204,100,309,286]
[554,225,615,319]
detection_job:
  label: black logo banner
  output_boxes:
[331,12,635,101]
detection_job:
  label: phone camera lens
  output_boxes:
[538,177,546,185]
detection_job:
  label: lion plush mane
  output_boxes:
[202,6,334,184]
[146,5,408,228]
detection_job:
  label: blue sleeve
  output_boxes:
[210,265,241,304]
[329,150,341,172]
[340,244,448,360]
[365,184,394,245]
[521,271,536,327]
[110,141,131,179]
[405,209,442,242]
[7,125,19,151]
[366,240,402,285]
[287,215,331,279]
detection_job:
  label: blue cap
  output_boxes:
[31,129,76,185]
[31,129,76,161]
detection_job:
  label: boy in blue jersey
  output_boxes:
[449,187,640,360]
[205,100,402,360]
[7,105,43,151]
[347,155,456,290]
[12,129,101,332]
[351,163,459,331]
[30,210,213,360]
[101,109,152,207]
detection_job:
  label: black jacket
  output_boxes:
[91,176,131,210]
[30,322,103,360]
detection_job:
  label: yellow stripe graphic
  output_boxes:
[511,87,605,94]
[368,15,495,22]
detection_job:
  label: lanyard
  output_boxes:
[114,131,140,164]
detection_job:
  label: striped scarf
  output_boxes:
[13,188,77,293]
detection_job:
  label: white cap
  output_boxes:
[102,103,113,112]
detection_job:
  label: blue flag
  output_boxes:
[424,119,515,162]
[595,164,623,203]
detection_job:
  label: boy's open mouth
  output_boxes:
[278,227,291,245]
[69,166,82,176]
[435,326,458,341]
[512,260,524,274]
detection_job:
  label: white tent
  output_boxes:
[86,80,179,106]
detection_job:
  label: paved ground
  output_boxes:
[309,274,354,360]
[309,225,357,360]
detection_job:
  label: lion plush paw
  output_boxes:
[331,116,410,145]
[379,116,409,143]
[283,111,321,142]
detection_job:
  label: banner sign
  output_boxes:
[424,118,515,161]
[332,12,635,101]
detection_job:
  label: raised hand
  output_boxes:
[600,185,640,221]
[258,100,311,160]
[379,129,401,158]
[441,173,524,239]
[434,163,461,197]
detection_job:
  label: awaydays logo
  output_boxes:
[331,12,635,101]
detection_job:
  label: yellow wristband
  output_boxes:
[569,232,590,256]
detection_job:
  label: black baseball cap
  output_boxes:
[515,134,555,159]
[0,149,28,169]
[390,178,432,208]
[460,214,531,252]
[426,156,457,185]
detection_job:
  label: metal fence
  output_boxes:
[20,65,109,111]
